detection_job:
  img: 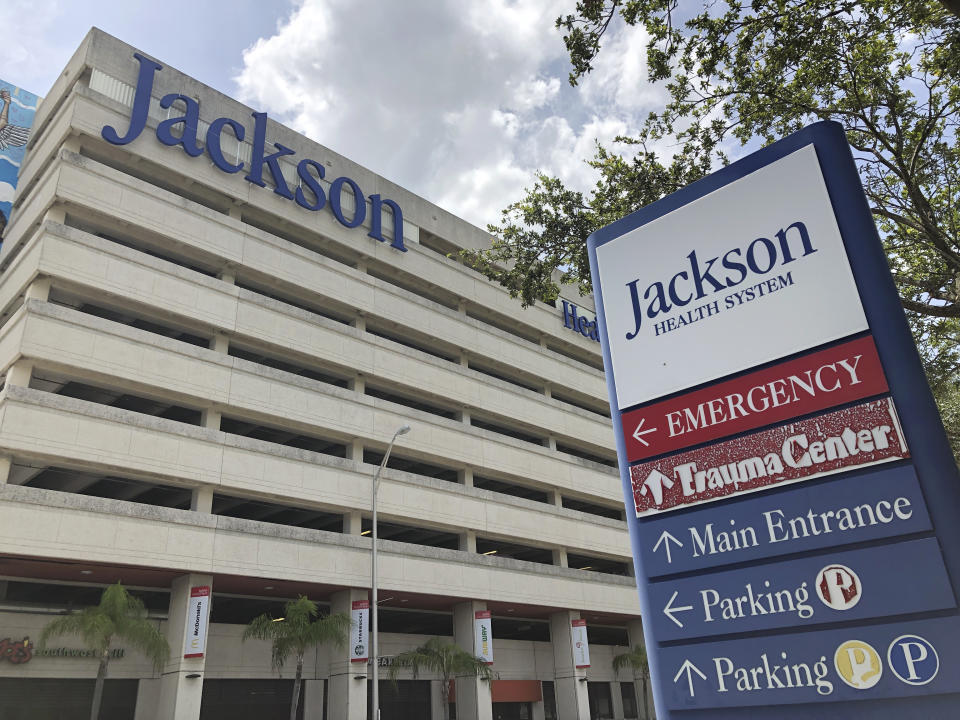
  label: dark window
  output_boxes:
[0,679,138,720]
[542,681,557,720]
[587,681,613,720]
[620,682,638,719]
[491,617,550,642]
[200,679,304,720]
[367,679,431,720]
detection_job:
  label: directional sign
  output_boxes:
[621,335,888,462]
[648,538,953,642]
[587,121,960,718]
[630,398,908,516]
[641,464,931,578]
[658,617,960,710]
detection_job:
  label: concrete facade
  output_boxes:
[0,29,649,720]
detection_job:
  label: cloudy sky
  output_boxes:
[0,0,663,229]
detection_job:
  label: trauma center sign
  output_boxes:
[588,122,960,718]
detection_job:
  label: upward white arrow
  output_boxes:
[652,530,683,564]
[673,659,707,698]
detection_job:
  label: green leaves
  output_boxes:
[242,596,351,671]
[388,637,494,684]
[613,644,650,677]
[479,0,960,455]
[39,582,169,670]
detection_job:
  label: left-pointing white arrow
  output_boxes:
[663,590,694,628]
[673,659,707,698]
[632,417,658,447]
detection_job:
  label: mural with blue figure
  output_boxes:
[0,79,40,239]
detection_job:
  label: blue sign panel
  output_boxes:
[587,121,960,718]
[640,464,930,578]
[659,616,960,710]
[649,537,953,642]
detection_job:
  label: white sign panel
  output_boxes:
[571,619,590,668]
[595,144,867,410]
[474,610,494,664]
[351,600,369,662]
[183,586,210,658]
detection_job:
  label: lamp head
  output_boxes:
[396,425,411,436]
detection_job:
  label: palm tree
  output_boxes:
[388,637,493,720]
[613,645,651,720]
[39,582,169,720]
[243,595,351,720]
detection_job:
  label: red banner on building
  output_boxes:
[630,398,908,516]
[621,336,887,462]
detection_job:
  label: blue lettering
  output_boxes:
[368,195,406,251]
[104,53,406,252]
[295,159,326,211]
[206,118,245,173]
[746,237,777,274]
[245,111,295,199]
[330,176,366,228]
[102,53,160,146]
[624,222,816,340]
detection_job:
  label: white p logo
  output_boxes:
[888,635,939,686]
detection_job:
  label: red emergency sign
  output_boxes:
[621,335,887,462]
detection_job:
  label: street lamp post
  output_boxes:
[371,424,410,720]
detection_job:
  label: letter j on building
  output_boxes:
[587,121,960,719]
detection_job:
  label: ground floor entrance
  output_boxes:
[493,701,532,720]
[0,678,139,720]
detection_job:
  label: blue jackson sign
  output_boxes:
[102,53,405,252]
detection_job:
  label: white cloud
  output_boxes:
[234,0,665,228]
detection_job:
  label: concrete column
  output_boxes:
[343,511,362,535]
[353,314,366,332]
[0,456,11,485]
[25,277,51,301]
[304,679,326,720]
[209,332,229,354]
[134,678,162,720]
[459,468,474,487]
[201,409,221,430]
[328,589,368,720]
[457,299,468,315]
[460,351,469,368]
[228,205,243,220]
[549,491,563,508]
[626,620,653,719]
[190,486,213,514]
[611,680,625,719]
[550,611,590,720]
[62,135,82,153]
[547,436,557,451]
[347,439,364,463]
[157,573,213,720]
[453,601,492,720]
[43,206,66,224]
[459,530,477,553]
[355,259,367,274]
[531,699,546,720]
[459,409,471,425]
[350,374,366,394]
[430,680,445,720]
[218,268,236,285]
[6,360,32,388]
[543,384,552,399]
[552,548,568,568]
